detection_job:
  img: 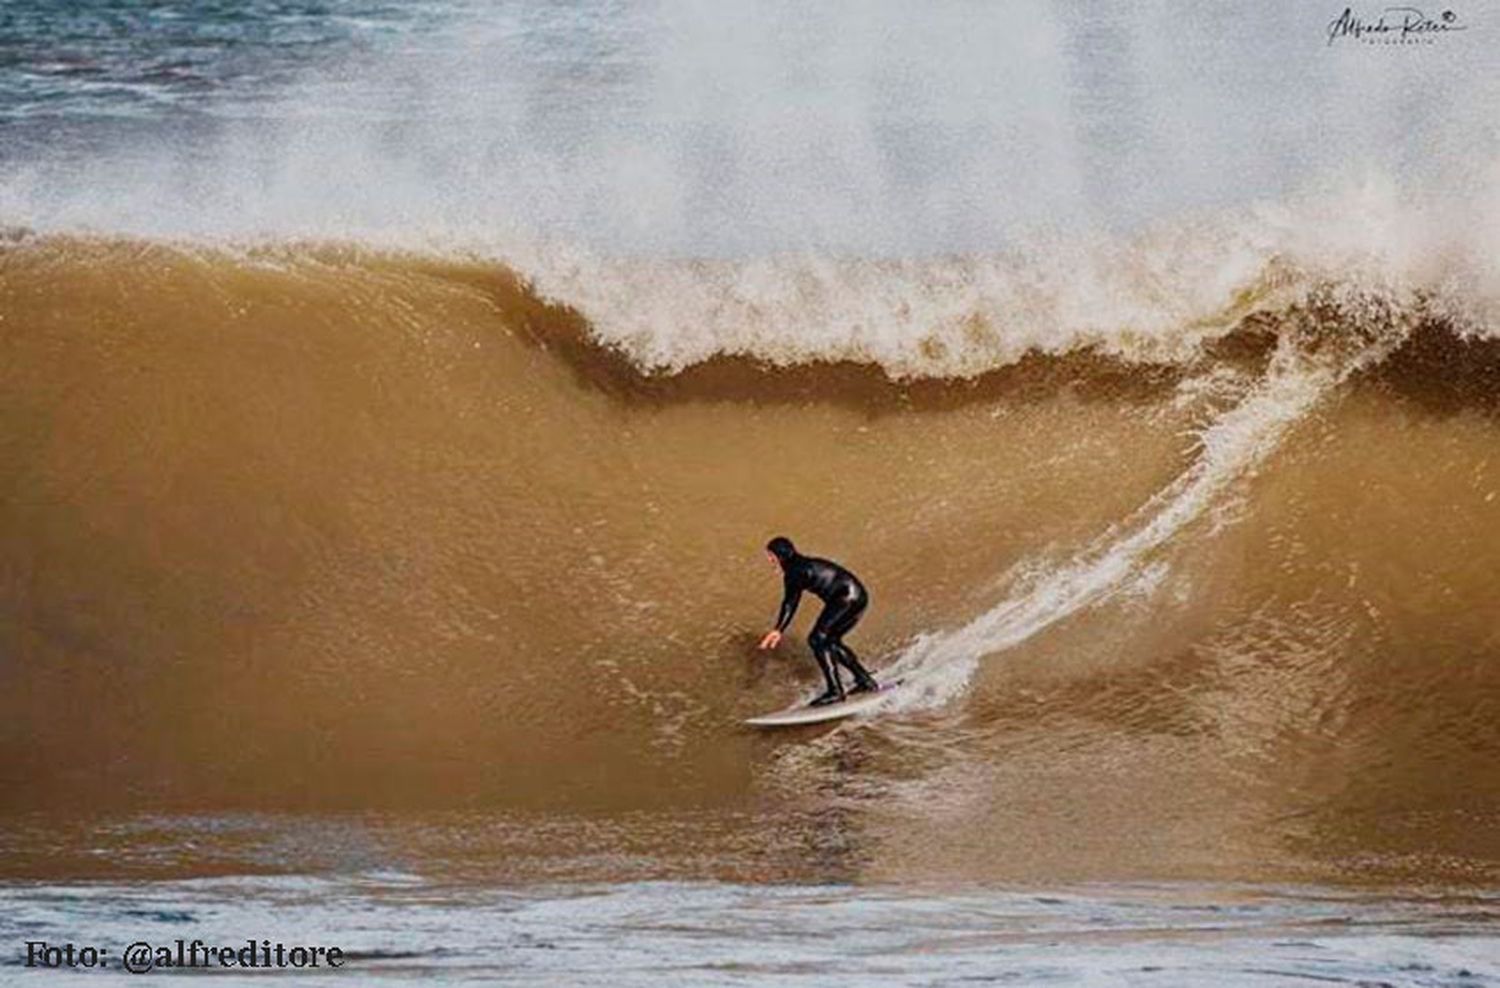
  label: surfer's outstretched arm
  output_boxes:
[775,573,801,633]
[759,577,800,650]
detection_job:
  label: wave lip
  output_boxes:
[494,176,1500,386]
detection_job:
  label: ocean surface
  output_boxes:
[3,1,1500,983]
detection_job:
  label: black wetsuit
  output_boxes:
[773,551,878,705]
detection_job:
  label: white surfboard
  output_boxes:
[744,679,904,728]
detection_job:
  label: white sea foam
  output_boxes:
[504,179,1500,379]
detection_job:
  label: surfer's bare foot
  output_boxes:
[810,690,845,707]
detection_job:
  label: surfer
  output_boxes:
[758,536,879,706]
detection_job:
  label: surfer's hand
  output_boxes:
[758,629,782,650]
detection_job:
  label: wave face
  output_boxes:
[3,233,1500,888]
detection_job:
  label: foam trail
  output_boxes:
[881,332,1397,710]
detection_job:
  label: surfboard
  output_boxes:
[744,679,904,728]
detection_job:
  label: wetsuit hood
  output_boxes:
[766,536,797,564]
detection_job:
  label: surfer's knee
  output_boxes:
[808,628,831,651]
